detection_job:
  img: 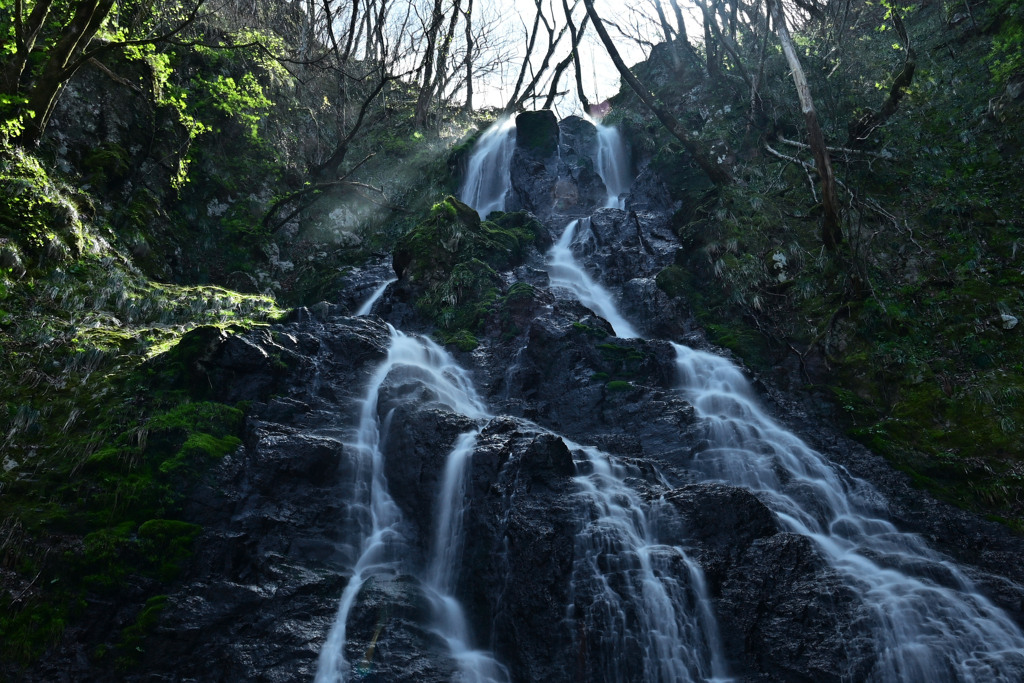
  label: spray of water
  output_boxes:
[315,328,502,682]
[459,119,517,219]
[545,218,640,339]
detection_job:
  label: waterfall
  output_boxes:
[546,218,640,339]
[319,113,1024,683]
[594,123,631,209]
[569,442,730,683]
[354,277,396,316]
[424,430,510,683]
[549,126,728,680]
[459,118,517,218]
[545,113,1024,681]
[315,327,500,682]
[673,345,1024,681]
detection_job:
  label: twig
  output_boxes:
[765,143,818,201]
[777,136,894,160]
[86,58,145,95]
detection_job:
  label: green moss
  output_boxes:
[655,265,688,299]
[606,380,633,392]
[438,329,479,352]
[83,142,130,190]
[114,594,168,669]
[394,196,544,336]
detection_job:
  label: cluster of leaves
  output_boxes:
[988,0,1024,84]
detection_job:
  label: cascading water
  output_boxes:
[571,116,1024,682]
[354,277,396,316]
[546,218,640,339]
[673,345,1024,681]
[459,118,517,219]
[315,327,504,682]
[423,430,510,683]
[594,123,632,209]
[461,117,728,680]
[569,441,730,683]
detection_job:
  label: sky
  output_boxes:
[477,0,702,115]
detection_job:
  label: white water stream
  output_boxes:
[546,217,640,339]
[354,277,396,316]
[594,123,632,209]
[459,118,517,219]
[315,327,505,683]
[674,346,1024,681]
[569,441,730,683]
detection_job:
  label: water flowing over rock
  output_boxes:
[459,119,517,219]
[85,111,1024,683]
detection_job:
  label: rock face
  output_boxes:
[507,111,609,222]
[31,113,1024,682]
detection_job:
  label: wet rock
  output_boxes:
[507,113,560,219]
[380,402,477,550]
[625,163,676,213]
[461,421,579,683]
[619,277,691,340]
[514,109,559,157]
[555,115,608,214]
[582,208,678,284]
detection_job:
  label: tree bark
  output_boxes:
[1,0,55,95]
[769,0,842,249]
[17,0,117,147]
[414,0,446,127]
[462,0,474,112]
[582,0,731,185]
[563,0,590,114]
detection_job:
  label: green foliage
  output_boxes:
[0,147,86,260]
[191,73,272,142]
[988,0,1024,83]
[437,328,479,351]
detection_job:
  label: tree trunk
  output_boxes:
[433,0,463,117]
[414,0,446,128]
[563,0,590,114]
[462,0,474,112]
[1,0,55,95]
[17,0,116,147]
[769,0,842,249]
[582,0,732,185]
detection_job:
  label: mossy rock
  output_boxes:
[144,325,230,397]
[393,196,544,332]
